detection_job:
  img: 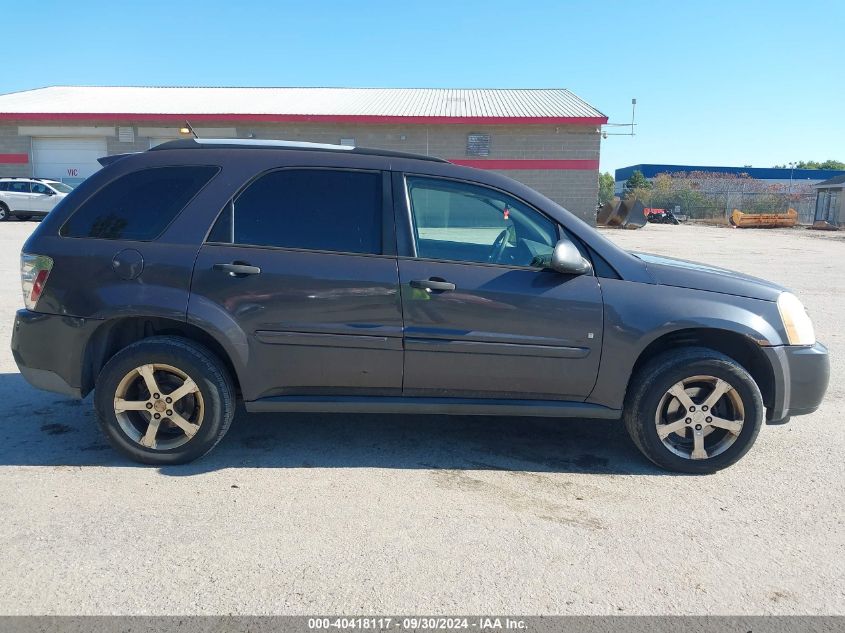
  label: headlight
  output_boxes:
[777,292,815,345]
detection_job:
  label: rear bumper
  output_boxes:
[11,309,100,399]
[762,342,830,424]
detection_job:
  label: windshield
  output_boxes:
[47,182,74,193]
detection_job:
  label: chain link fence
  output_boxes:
[623,172,819,225]
[677,191,816,224]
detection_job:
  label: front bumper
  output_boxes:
[11,309,100,399]
[762,342,830,424]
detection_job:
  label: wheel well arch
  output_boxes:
[81,316,241,397]
[627,328,775,409]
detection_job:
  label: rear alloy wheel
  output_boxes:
[624,348,763,473]
[0,203,9,221]
[95,336,235,464]
[113,363,205,451]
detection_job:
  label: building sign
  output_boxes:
[466,133,491,157]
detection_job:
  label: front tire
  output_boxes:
[94,336,235,465]
[623,348,763,474]
[0,203,9,221]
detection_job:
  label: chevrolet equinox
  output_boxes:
[11,139,830,473]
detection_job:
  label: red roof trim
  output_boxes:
[0,153,28,164]
[0,112,608,126]
[450,159,599,170]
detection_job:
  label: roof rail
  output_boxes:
[149,137,448,163]
[0,176,56,181]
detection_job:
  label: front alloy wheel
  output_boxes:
[624,348,763,473]
[655,375,745,461]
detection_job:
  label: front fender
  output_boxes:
[588,278,785,410]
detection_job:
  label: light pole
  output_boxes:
[788,161,796,193]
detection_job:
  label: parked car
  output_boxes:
[0,178,73,221]
[11,139,830,472]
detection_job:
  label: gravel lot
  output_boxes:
[0,220,842,615]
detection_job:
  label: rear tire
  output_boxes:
[623,347,763,474]
[0,203,9,221]
[94,336,235,465]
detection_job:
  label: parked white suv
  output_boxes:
[0,178,73,221]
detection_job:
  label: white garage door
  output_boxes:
[32,137,107,185]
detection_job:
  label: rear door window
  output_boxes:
[61,166,218,240]
[209,168,383,255]
[8,181,31,193]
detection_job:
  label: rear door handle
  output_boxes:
[410,278,456,292]
[213,262,262,276]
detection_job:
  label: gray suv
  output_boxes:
[10,139,830,473]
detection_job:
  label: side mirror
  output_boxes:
[550,239,592,275]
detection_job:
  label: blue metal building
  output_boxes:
[615,164,845,193]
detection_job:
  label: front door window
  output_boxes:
[406,176,558,268]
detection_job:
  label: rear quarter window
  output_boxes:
[60,165,219,240]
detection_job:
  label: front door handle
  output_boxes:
[410,278,456,292]
[213,262,262,277]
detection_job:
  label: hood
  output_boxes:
[633,252,785,302]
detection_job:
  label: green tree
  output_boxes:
[624,169,652,196]
[598,172,615,205]
[773,160,845,170]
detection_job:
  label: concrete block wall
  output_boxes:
[0,125,31,178]
[238,123,600,220]
[105,134,151,156]
[0,121,601,221]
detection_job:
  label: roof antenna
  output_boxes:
[180,120,199,139]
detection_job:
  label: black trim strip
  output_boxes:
[405,337,590,359]
[255,330,403,350]
[244,395,621,419]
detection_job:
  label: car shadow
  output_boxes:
[0,372,665,476]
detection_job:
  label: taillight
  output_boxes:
[20,253,53,311]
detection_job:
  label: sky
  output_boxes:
[3,0,843,174]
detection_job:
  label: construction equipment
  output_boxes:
[645,208,681,225]
[596,198,646,229]
[597,198,623,226]
[730,208,798,229]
